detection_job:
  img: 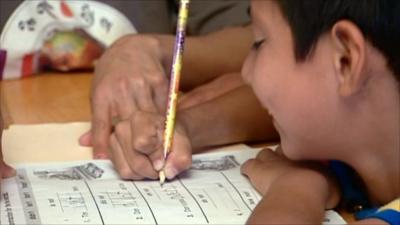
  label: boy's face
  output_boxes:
[243,1,340,159]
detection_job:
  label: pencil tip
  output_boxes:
[159,170,166,185]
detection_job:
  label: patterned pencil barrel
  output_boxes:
[160,0,190,184]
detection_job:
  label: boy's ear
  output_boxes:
[331,20,366,97]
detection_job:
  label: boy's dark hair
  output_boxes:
[276,0,400,79]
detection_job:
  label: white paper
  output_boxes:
[1,146,346,225]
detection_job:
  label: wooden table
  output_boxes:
[1,72,92,127]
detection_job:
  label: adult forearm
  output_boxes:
[179,85,278,151]
[155,25,253,90]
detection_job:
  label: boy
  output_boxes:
[108,0,399,224]
[240,0,399,224]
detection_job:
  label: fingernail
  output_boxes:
[153,160,164,171]
[94,152,109,159]
[1,164,16,178]
[164,166,178,180]
[6,168,16,177]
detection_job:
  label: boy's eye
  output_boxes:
[252,39,265,50]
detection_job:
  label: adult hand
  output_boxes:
[109,110,192,180]
[79,35,169,159]
[80,26,253,159]
[178,73,244,109]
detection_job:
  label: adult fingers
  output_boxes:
[112,78,138,120]
[78,130,92,147]
[178,89,210,110]
[114,121,158,179]
[161,126,192,180]
[129,111,165,172]
[130,78,158,113]
[109,133,142,180]
[179,73,245,110]
[130,111,163,155]
[149,72,169,113]
[123,144,159,179]
[91,90,112,159]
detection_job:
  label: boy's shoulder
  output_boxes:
[356,198,400,225]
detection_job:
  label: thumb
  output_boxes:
[79,130,93,147]
[162,129,192,180]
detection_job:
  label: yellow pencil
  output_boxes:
[159,0,190,184]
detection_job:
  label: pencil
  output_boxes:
[159,0,190,184]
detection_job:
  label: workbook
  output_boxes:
[1,145,346,225]
[1,124,346,224]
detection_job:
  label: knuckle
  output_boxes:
[150,72,166,87]
[115,79,130,98]
[116,77,127,89]
[133,137,152,152]
[153,73,166,86]
[133,77,147,89]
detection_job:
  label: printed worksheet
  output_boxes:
[1,147,346,225]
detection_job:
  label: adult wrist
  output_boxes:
[112,34,165,66]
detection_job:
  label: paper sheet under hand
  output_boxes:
[1,123,347,224]
[1,148,346,225]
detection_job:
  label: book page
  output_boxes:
[1,147,346,225]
